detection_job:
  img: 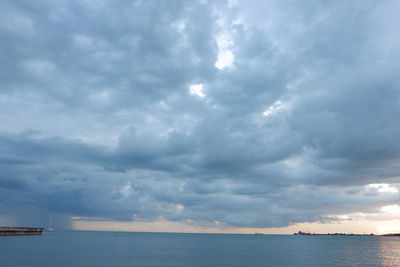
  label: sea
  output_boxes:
[1,230,399,267]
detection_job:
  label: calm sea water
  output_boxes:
[1,230,400,267]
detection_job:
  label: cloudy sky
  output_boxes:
[1,0,400,234]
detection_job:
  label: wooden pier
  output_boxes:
[0,226,44,236]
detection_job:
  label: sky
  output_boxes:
[1,0,400,234]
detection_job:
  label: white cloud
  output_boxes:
[189,84,206,98]
[381,205,400,215]
[262,100,285,117]
[215,34,234,69]
[119,183,133,199]
[215,50,234,69]
[366,183,398,194]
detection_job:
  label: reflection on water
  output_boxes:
[380,237,400,266]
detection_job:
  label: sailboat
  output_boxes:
[45,219,55,232]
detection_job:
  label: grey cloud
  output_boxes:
[1,0,400,229]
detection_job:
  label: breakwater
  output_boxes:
[0,226,44,236]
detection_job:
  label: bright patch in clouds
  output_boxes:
[189,84,206,98]
[215,50,234,69]
[118,183,133,199]
[381,205,400,215]
[366,183,398,193]
[215,34,234,69]
[262,101,285,116]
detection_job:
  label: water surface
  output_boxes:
[1,230,399,266]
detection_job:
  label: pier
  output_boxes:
[0,226,44,236]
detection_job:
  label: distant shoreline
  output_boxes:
[293,231,400,236]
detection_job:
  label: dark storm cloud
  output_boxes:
[1,0,400,228]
